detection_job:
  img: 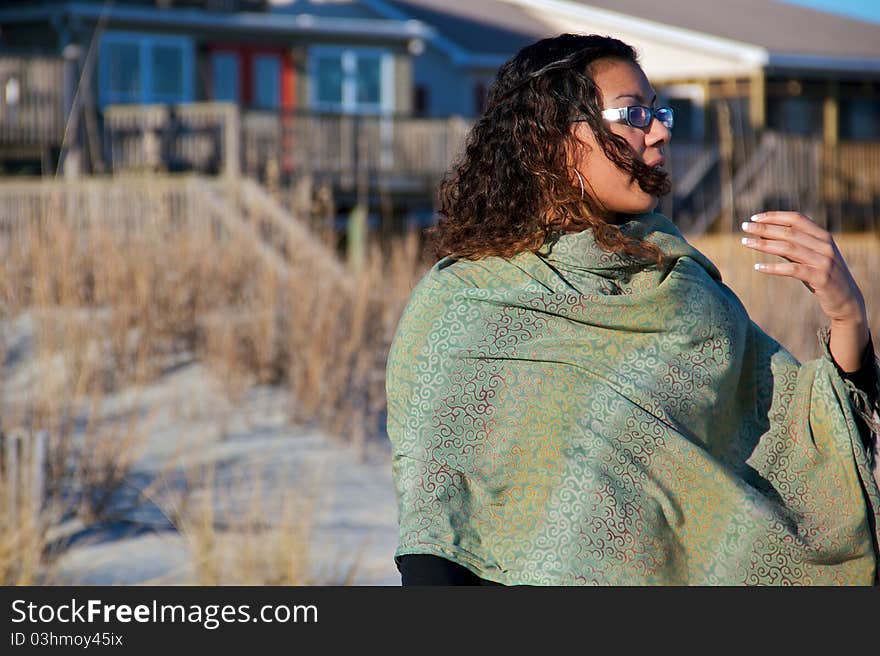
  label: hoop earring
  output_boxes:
[572,168,585,200]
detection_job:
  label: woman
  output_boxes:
[386,34,880,585]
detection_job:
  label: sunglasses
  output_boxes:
[572,105,674,130]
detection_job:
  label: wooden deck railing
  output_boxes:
[103,104,472,187]
[242,111,472,185]
[103,102,239,177]
[0,56,65,146]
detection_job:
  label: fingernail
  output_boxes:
[754,263,766,271]
[741,221,754,232]
[750,214,764,222]
[741,237,755,246]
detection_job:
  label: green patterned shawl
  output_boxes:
[386,212,880,585]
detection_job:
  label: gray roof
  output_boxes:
[560,0,880,59]
[383,0,880,62]
[384,0,549,55]
[0,1,433,43]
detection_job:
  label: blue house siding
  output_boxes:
[411,46,501,118]
[411,47,465,117]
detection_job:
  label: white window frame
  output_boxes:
[99,31,194,107]
[308,45,394,115]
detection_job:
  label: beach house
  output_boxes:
[1,0,878,231]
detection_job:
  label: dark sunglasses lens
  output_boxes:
[627,106,652,127]
[657,107,674,129]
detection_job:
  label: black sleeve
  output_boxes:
[838,335,878,457]
[840,335,878,406]
[396,554,503,586]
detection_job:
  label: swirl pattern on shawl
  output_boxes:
[386,213,880,585]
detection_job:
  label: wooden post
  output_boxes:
[821,81,840,230]
[823,82,839,149]
[347,124,368,273]
[223,102,240,181]
[61,44,82,178]
[1,428,46,529]
[749,70,766,131]
[717,100,735,231]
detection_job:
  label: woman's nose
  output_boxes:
[646,118,671,147]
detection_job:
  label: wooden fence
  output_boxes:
[0,175,218,248]
[670,133,880,233]
[0,174,351,291]
[0,56,65,147]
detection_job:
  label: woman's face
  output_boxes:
[570,58,671,217]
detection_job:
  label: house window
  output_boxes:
[414,84,428,117]
[152,45,184,98]
[840,99,880,140]
[474,81,488,116]
[253,54,281,109]
[316,56,343,104]
[99,32,193,107]
[356,56,382,105]
[668,98,695,140]
[768,97,823,136]
[106,42,141,101]
[309,47,393,114]
[211,52,239,103]
[660,84,705,141]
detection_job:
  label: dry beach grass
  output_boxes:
[0,176,876,583]
[0,178,428,584]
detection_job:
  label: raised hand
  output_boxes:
[740,211,870,373]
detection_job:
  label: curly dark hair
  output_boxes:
[428,33,671,265]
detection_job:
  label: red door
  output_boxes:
[205,44,295,110]
[206,44,297,173]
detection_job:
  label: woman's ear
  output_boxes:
[563,128,592,168]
